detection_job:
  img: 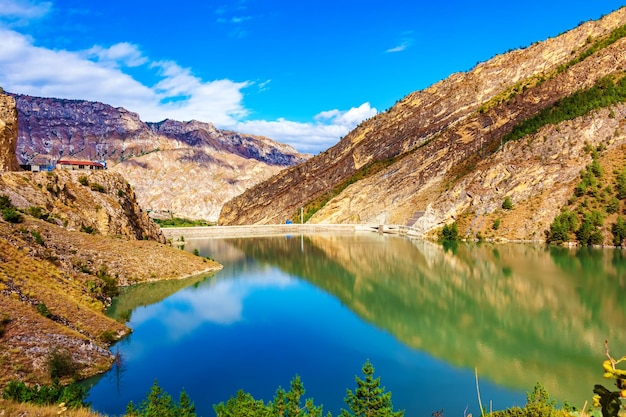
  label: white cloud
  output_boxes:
[0,28,250,126]
[386,31,414,53]
[85,42,148,68]
[0,27,376,154]
[236,102,377,154]
[0,0,51,24]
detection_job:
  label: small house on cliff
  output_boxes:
[57,160,106,171]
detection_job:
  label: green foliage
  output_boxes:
[125,380,196,417]
[97,265,119,298]
[341,360,404,417]
[153,217,214,227]
[99,330,117,344]
[2,207,23,223]
[548,210,579,244]
[0,194,11,209]
[607,196,620,214]
[25,205,54,222]
[78,175,88,186]
[558,23,626,75]
[502,74,626,144]
[47,347,82,380]
[36,302,51,318]
[30,230,44,245]
[90,182,106,193]
[502,196,513,210]
[214,390,271,417]
[214,375,324,417]
[1,379,88,409]
[192,248,200,256]
[0,195,22,223]
[612,216,626,246]
[491,383,569,417]
[592,342,626,417]
[616,167,626,199]
[80,224,95,234]
[492,218,501,230]
[440,222,459,242]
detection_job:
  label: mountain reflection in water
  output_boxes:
[212,233,626,401]
[88,233,626,417]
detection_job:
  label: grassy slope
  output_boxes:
[0,213,221,388]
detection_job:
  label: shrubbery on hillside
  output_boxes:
[547,145,626,246]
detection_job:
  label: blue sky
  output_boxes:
[0,0,624,154]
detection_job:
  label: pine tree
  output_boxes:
[341,360,404,417]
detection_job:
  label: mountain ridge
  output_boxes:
[219,7,626,243]
[11,93,310,221]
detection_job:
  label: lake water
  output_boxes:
[86,233,626,417]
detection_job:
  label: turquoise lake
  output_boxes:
[85,233,626,417]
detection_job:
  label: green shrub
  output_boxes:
[90,183,106,193]
[548,210,578,244]
[612,216,626,246]
[36,302,51,318]
[126,380,196,417]
[2,208,23,223]
[97,265,119,297]
[492,218,501,230]
[80,224,95,234]
[0,194,11,210]
[502,196,513,210]
[30,230,44,245]
[492,383,569,417]
[47,348,82,380]
[1,379,88,408]
[78,175,88,186]
[607,197,620,214]
[440,222,459,241]
[99,330,117,344]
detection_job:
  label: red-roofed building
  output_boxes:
[57,160,106,171]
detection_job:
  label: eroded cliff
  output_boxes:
[219,7,626,242]
[0,94,20,172]
[12,95,309,221]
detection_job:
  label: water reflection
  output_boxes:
[89,234,626,417]
[213,234,626,402]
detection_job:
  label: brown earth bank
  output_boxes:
[0,171,222,391]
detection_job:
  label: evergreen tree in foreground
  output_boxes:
[341,360,404,417]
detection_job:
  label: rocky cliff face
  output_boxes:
[0,170,165,242]
[12,95,309,220]
[0,94,20,172]
[219,7,626,241]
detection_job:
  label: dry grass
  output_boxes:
[0,399,103,417]
[0,212,221,388]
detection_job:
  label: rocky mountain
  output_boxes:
[219,7,626,242]
[0,94,221,387]
[11,94,309,221]
[0,94,20,172]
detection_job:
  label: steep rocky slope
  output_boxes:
[12,95,309,220]
[0,94,222,388]
[0,94,20,172]
[220,7,626,242]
